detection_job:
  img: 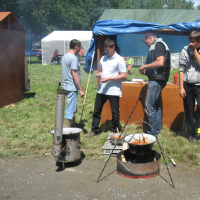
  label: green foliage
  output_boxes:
[166,0,194,9]
[0,0,197,34]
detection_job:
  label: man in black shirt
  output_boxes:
[138,32,170,137]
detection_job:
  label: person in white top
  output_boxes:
[87,38,126,137]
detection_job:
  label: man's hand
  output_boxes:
[188,43,196,51]
[138,65,146,74]
[100,77,110,83]
[180,87,186,98]
[96,72,102,78]
[80,90,85,97]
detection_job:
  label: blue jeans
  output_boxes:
[65,91,78,120]
[145,80,166,135]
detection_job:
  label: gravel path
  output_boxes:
[0,155,200,200]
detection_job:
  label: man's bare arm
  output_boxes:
[72,70,85,97]
[138,56,164,74]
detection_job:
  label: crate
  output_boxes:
[102,140,123,156]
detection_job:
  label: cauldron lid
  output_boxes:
[50,127,82,135]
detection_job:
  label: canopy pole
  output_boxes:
[64,40,66,55]
[79,50,95,123]
[97,35,105,87]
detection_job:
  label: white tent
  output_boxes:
[41,31,93,65]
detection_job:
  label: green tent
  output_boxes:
[99,9,200,24]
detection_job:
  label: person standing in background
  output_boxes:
[126,57,134,74]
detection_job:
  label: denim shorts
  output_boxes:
[65,91,78,120]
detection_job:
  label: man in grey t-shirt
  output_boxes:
[62,39,85,127]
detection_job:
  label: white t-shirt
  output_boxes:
[97,52,126,97]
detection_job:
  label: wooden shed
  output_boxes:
[0,12,28,108]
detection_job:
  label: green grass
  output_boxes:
[0,57,199,166]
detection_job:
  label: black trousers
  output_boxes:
[51,56,60,63]
[91,93,120,133]
[183,82,200,137]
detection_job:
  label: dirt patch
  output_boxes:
[0,155,200,200]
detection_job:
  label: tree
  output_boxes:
[0,0,197,35]
[166,0,194,9]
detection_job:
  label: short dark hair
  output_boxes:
[189,31,200,41]
[70,39,81,49]
[143,32,157,42]
[103,38,115,48]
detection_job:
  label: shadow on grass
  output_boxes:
[27,60,42,64]
[78,119,88,134]
[196,134,200,140]
[26,57,42,64]
[24,92,36,99]
[100,120,123,133]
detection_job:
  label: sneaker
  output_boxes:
[86,131,97,138]
[189,136,197,143]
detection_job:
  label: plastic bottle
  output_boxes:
[174,73,177,84]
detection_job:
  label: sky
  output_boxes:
[193,0,200,7]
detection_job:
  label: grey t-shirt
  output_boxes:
[61,52,81,91]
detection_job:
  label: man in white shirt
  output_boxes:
[87,38,126,137]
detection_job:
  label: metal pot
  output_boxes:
[51,128,82,162]
[124,133,157,155]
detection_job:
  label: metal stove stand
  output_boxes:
[102,140,124,156]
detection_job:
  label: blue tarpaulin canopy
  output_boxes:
[84,19,200,73]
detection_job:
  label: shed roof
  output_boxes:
[0,12,28,34]
[99,9,200,25]
[42,31,93,42]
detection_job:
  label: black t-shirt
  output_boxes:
[146,41,170,81]
[155,42,166,58]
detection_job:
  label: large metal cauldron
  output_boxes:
[124,133,157,155]
[51,128,82,162]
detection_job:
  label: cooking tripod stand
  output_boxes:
[97,95,175,188]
